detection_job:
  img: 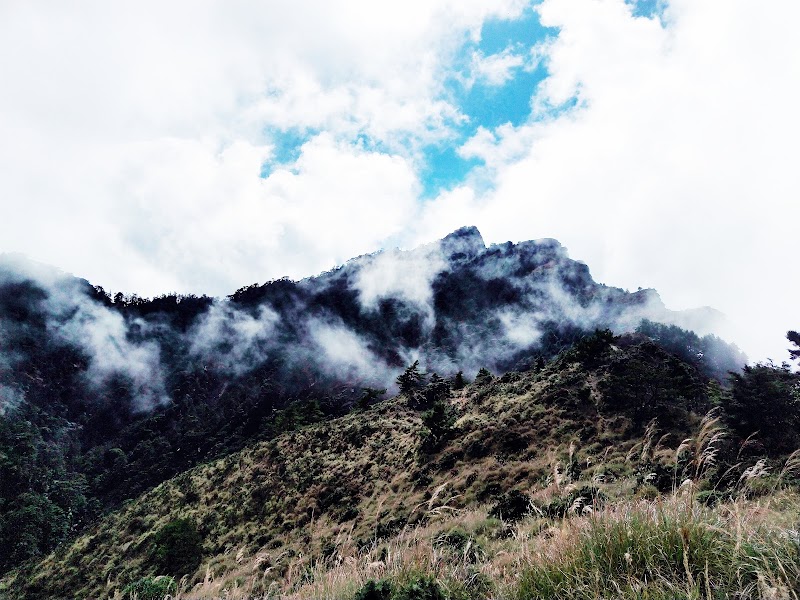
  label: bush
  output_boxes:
[571,329,615,366]
[420,400,457,454]
[725,363,800,455]
[474,368,493,385]
[122,576,176,600]
[489,490,531,522]
[353,575,446,600]
[354,579,393,600]
[395,575,447,600]
[151,518,203,577]
[695,490,728,507]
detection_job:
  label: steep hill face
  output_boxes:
[0,228,745,577]
[2,334,717,599]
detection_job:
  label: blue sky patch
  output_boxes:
[261,7,558,197]
[478,6,556,55]
[626,0,663,19]
[260,128,318,177]
[417,7,555,197]
[458,67,545,130]
[419,144,482,198]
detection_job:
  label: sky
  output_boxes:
[0,0,798,363]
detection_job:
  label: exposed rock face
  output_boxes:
[439,225,486,262]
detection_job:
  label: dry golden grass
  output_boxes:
[165,487,800,599]
[5,350,794,600]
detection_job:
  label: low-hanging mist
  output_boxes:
[0,227,744,416]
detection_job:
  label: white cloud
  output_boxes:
[415,0,800,362]
[354,243,448,319]
[468,48,525,87]
[458,123,542,170]
[1,0,798,365]
[0,385,24,417]
[308,318,390,384]
[189,302,280,375]
[0,0,526,295]
[42,278,169,410]
[498,309,543,347]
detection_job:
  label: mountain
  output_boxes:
[3,332,798,600]
[0,228,747,581]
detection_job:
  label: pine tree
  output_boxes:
[396,360,426,395]
[788,330,800,362]
[358,387,386,410]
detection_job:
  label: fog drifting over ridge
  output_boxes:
[0,227,748,420]
[1,0,797,364]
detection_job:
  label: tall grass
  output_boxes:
[169,492,800,600]
[516,495,800,599]
[166,409,800,600]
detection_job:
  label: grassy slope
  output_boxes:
[4,337,798,599]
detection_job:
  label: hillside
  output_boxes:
[0,228,748,579]
[4,332,798,599]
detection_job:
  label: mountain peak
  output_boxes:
[440,226,485,262]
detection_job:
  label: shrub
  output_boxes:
[725,363,800,455]
[474,368,493,385]
[358,387,387,410]
[420,400,457,454]
[633,484,659,501]
[353,576,446,600]
[122,576,176,600]
[354,578,393,600]
[695,490,728,506]
[395,575,447,600]
[571,329,615,366]
[151,518,203,577]
[489,490,531,522]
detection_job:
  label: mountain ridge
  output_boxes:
[0,332,713,598]
[0,227,747,584]
[3,329,796,600]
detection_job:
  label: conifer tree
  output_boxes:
[788,330,800,362]
[396,360,426,395]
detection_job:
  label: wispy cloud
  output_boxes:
[467,48,525,87]
[0,0,797,362]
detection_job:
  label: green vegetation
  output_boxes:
[516,496,800,599]
[397,361,426,396]
[151,518,203,577]
[354,575,446,600]
[726,362,800,454]
[488,490,531,522]
[121,576,176,600]
[359,387,388,410]
[2,330,800,599]
[789,330,800,362]
[0,245,752,582]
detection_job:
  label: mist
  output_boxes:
[0,227,746,418]
[0,255,168,411]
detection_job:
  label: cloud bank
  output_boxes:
[0,0,797,362]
